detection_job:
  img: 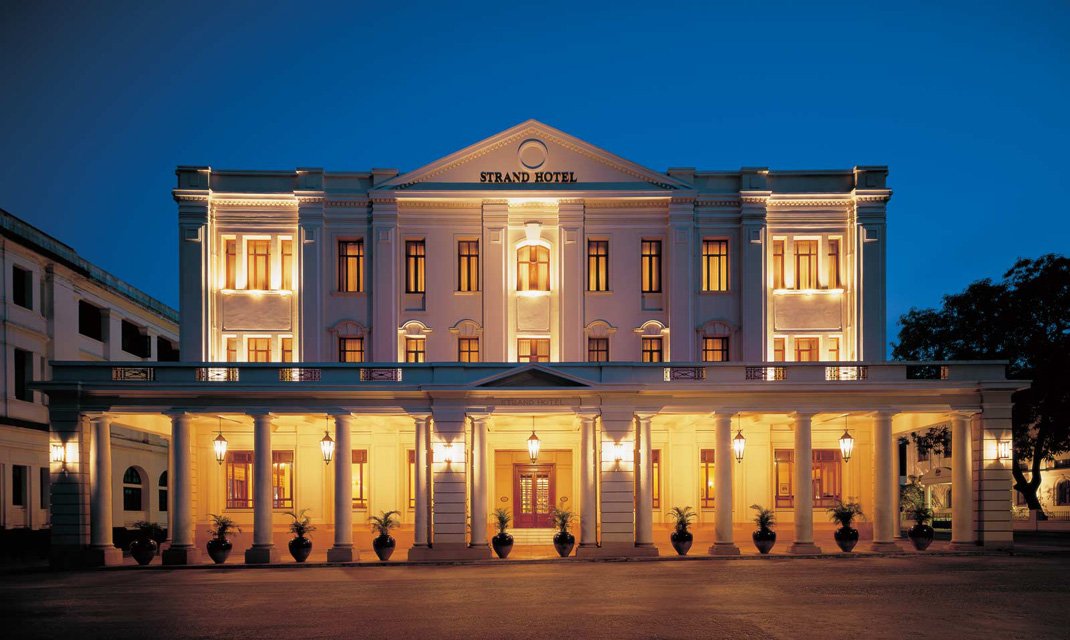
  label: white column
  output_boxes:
[578,412,599,547]
[634,412,655,549]
[89,415,114,550]
[950,413,975,547]
[789,412,821,553]
[162,412,199,564]
[710,412,740,555]
[469,414,489,548]
[870,411,900,551]
[328,413,356,562]
[411,414,431,549]
[245,413,278,563]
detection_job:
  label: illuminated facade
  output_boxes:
[41,121,1021,566]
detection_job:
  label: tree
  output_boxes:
[892,255,1070,516]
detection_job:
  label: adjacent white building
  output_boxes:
[40,121,1021,567]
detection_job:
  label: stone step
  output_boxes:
[507,528,556,546]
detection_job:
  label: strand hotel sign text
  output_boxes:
[480,171,578,184]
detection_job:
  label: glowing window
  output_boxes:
[587,240,609,292]
[247,338,270,363]
[458,240,480,292]
[352,449,368,509]
[773,337,786,362]
[772,240,785,289]
[247,240,270,290]
[339,337,364,363]
[407,450,416,509]
[700,449,715,507]
[794,240,818,290]
[517,338,550,363]
[517,245,550,291]
[795,338,819,362]
[640,240,662,293]
[405,240,426,294]
[271,450,294,509]
[281,239,294,290]
[280,337,293,363]
[702,337,729,362]
[828,336,840,362]
[702,239,729,292]
[458,337,480,363]
[338,240,365,293]
[224,239,237,289]
[652,449,661,509]
[405,338,425,363]
[827,239,841,288]
[641,337,663,363]
[587,337,609,362]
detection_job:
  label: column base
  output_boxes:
[83,545,124,567]
[869,541,902,553]
[788,542,823,554]
[575,543,659,558]
[327,545,359,562]
[244,545,280,564]
[406,543,491,561]
[162,545,201,565]
[708,542,741,556]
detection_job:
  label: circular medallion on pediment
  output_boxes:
[517,139,548,170]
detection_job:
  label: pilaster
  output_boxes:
[978,392,1014,549]
[739,176,769,362]
[296,173,324,360]
[558,201,585,361]
[481,201,509,362]
[370,198,400,361]
[174,167,211,361]
[667,199,695,361]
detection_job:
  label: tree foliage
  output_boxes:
[892,255,1070,512]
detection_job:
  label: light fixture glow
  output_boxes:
[733,428,746,463]
[839,419,855,463]
[321,431,335,465]
[50,442,66,466]
[613,442,626,462]
[997,439,1012,461]
[527,417,541,464]
[213,417,228,465]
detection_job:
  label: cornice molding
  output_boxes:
[767,198,853,208]
[584,199,670,209]
[399,200,483,210]
[325,199,369,208]
[211,198,298,208]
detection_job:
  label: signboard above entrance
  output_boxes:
[479,171,578,184]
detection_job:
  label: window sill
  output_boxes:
[585,290,613,295]
[220,289,294,296]
[698,290,731,295]
[453,290,481,296]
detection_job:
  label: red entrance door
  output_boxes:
[513,464,555,528]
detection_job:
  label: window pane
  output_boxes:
[772,240,785,289]
[406,240,426,293]
[272,450,294,509]
[352,449,368,508]
[13,265,33,309]
[795,338,818,362]
[224,240,237,289]
[827,239,841,288]
[587,338,609,362]
[340,337,364,363]
[587,240,609,291]
[641,241,661,293]
[405,338,425,363]
[78,300,104,341]
[338,240,365,293]
[458,337,479,363]
[641,337,663,363]
[651,450,661,509]
[247,240,270,290]
[794,240,818,289]
[248,338,270,362]
[702,337,729,362]
[702,239,728,292]
[700,449,715,507]
[281,239,294,290]
[458,240,479,292]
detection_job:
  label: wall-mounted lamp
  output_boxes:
[50,442,66,465]
[213,417,229,465]
[320,417,335,465]
[839,417,855,463]
[997,439,1012,461]
[528,417,541,464]
[733,425,746,464]
[601,441,634,465]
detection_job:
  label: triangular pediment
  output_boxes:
[376,120,692,193]
[473,364,590,388]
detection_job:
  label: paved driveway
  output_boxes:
[2,554,1067,639]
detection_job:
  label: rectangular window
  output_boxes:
[405,240,426,294]
[641,337,663,363]
[651,449,661,509]
[225,337,238,363]
[339,337,365,363]
[640,240,662,293]
[280,337,293,363]
[774,449,842,508]
[772,240,785,289]
[121,320,150,357]
[587,240,609,292]
[405,337,425,363]
[702,337,729,362]
[794,240,818,290]
[828,336,840,362]
[157,337,180,362]
[587,337,609,362]
[12,265,32,309]
[795,337,819,362]
[517,245,550,291]
[458,337,480,363]
[226,451,254,508]
[338,240,364,293]
[827,239,841,288]
[352,449,368,508]
[224,239,237,289]
[13,348,32,402]
[78,300,104,341]
[281,239,294,290]
[247,239,270,290]
[517,338,550,363]
[702,239,729,292]
[457,240,479,292]
[12,465,28,507]
[775,449,793,508]
[773,337,786,363]
[700,449,715,508]
[272,450,294,509]
[407,450,416,509]
[40,467,50,509]
[159,476,168,512]
[247,337,270,363]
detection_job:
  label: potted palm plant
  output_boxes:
[827,500,865,552]
[751,504,776,554]
[906,503,935,551]
[667,506,696,555]
[551,507,576,557]
[130,521,163,566]
[285,509,315,562]
[369,510,400,561]
[206,513,240,564]
[491,508,514,559]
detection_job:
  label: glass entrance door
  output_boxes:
[513,464,555,528]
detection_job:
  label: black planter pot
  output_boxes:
[907,523,935,551]
[372,534,396,561]
[206,538,233,564]
[752,528,777,554]
[670,529,693,556]
[553,531,575,558]
[288,536,312,563]
[834,526,859,553]
[492,532,514,559]
[130,537,158,566]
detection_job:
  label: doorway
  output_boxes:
[513,464,555,528]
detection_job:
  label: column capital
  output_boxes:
[866,409,898,419]
[408,412,433,424]
[466,410,492,424]
[85,412,113,425]
[633,410,659,422]
[949,409,981,420]
[574,410,600,425]
[789,411,817,421]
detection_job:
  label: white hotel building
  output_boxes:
[40,121,1020,566]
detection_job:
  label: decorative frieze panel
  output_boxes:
[825,366,868,381]
[195,367,240,382]
[745,366,786,381]
[279,368,321,382]
[360,368,403,382]
[663,367,706,381]
[112,367,155,381]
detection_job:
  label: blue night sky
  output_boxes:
[2,1,1067,348]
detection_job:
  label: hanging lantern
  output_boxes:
[321,430,335,465]
[213,417,228,465]
[839,424,855,463]
[733,429,746,463]
[527,418,541,464]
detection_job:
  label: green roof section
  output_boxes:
[0,208,178,325]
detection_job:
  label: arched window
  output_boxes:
[123,467,143,511]
[517,245,550,291]
[158,471,168,512]
[1057,479,1070,506]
